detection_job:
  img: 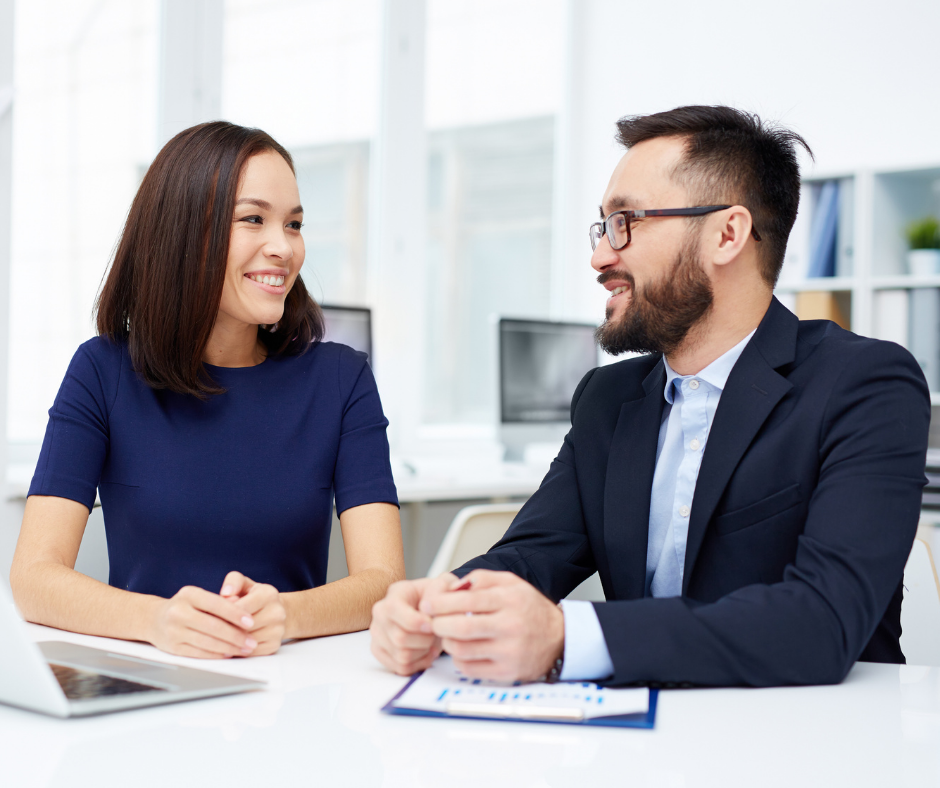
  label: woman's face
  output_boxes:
[217,150,305,331]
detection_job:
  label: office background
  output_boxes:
[1,0,940,585]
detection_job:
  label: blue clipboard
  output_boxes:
[381,671,658,729]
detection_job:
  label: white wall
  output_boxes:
[558,0,940,323]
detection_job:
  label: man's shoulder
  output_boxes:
[572,353,662,413]
[792,319,921,378]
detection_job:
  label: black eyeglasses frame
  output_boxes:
[588,205,762,251]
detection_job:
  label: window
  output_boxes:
[424,117,555,424]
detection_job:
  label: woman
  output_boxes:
[10,121,405,658]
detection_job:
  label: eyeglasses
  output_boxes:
[588,206,762,251]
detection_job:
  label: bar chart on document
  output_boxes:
[389,656,649,720]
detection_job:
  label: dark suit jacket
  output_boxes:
[458,298,930,687]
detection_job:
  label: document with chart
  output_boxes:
[383,656,657,728]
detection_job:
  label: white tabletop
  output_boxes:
[3,625,939,787]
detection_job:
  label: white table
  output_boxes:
[4,626,940,787]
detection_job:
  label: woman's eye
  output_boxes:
[239,215,263,225]
[288,221,304,231]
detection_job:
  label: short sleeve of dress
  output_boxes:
[332,346,399,514]
[28,338,120,512]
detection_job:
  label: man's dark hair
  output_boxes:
[96,121,324,398]
[615,105,813,286]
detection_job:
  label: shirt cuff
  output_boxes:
[557,599,614,681]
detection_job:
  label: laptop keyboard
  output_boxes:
[50,663,167,700]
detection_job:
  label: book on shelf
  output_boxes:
[795,291,850,330]
[807,181,839,278]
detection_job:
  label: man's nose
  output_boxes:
[590,233,619,273]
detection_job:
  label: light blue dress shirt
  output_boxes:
[559,331,755,681]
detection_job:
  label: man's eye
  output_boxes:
[611,215,627,231]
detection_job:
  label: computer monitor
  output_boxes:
[498,318,599,461]
[320,305,373,362]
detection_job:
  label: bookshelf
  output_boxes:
[775,165,940,406]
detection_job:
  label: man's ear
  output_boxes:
[709,206,755,268]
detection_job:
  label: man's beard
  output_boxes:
[595,233,713,356]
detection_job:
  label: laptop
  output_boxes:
[0,582,266,717]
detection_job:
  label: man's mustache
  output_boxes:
[597,269,635,288]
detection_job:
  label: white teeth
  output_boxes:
[610,285,629,296]
[248,274,286,286]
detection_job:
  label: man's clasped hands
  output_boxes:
[369,569,565,682]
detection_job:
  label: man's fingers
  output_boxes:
[385,596,434,634]
[432,611,499,641]
[371,640,441,676]
[457,569,517,590]
[371,618,438,656]
[441,637,498,662]
[421,588,504,617]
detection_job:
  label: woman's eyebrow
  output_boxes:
[236,197,303,214]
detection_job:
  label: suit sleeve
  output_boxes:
[454,368,599,600]
[594,340,930,687]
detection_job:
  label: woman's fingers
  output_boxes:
[220,570,253,599]
[179,585,255,630]
[181,625,255,658]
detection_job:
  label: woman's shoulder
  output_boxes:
[280,340,370,373]
[274,341,374,399]
[67,335,130,378]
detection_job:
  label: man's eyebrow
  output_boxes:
[599,195,640,218]
[236,197,303,215]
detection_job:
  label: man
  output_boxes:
[370,105,930,687]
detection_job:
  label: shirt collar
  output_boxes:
[662,329,756,404]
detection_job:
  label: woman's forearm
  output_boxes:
[11,560,162,643]
[281,565,401,639]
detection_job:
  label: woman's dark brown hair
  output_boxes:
[96,121,324,397]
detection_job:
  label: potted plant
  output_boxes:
[905,216,940,275]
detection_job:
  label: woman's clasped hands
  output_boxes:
[149,570,287,659]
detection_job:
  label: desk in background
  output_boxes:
[4,624,940,787]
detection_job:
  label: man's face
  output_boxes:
[592,137,713,356]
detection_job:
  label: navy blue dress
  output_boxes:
[28,337,399,599]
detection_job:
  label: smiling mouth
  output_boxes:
[609,285,630,297]
[247,273,285,287]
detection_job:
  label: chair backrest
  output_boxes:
[426,503,524,578]
[900,538,940,666]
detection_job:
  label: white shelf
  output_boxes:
[871,275,940,290]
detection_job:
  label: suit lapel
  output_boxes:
[681,298,798,594]
[604,360,666,601]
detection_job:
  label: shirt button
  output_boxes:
[688,379,700,390]
[690,438,701,451]
[679,505,691,517]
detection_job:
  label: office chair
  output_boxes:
[901,538,940,666]
[427,503,605,601]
